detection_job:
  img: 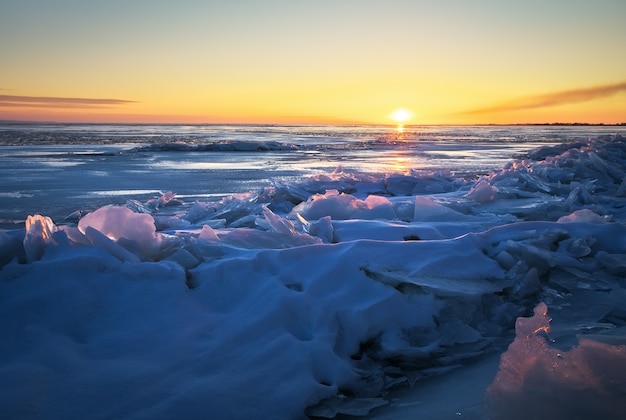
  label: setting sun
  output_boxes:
[389,108,415,123]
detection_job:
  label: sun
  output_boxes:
[389,108,414,123]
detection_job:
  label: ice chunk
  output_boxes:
[565,237,594,258]
[596,251,626,275]
[360,195,395,219]
[229,214,257,228]
[362,267,504,298]
[464,179,497,203]
[23,214,57,262]
[589,151,625,181]
[514,301,551,337]
[221,227,321,249]
[146,191,182,209]
[78,205,161,259]
[494,250,516,270]
[485,302,626,419]
[153,215,189,230]
[557,208,610,224]
[293,190,395,221]
[198,224,219,241]
[209,193,262,225]
[263,205,296,235]
[185,201,215,223]
[308,216,334,243]
[163,247,200,269]
[384,175,419,196]
[413,196,463,221]
[82,226,141,263]
[125,199,153,214]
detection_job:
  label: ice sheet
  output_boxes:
[1,127,626,419]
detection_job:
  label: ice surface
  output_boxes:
[1,129,626,419]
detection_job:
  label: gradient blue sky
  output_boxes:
[1,0,625,124]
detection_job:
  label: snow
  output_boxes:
[1,130,626,419]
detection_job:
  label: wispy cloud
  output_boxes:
[0,95,137,109]
[462,81,626,115]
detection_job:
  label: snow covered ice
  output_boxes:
[1,125,626,419]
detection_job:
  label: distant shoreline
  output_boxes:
[1,120,625,127]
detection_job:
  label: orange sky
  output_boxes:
[1,1,625,125]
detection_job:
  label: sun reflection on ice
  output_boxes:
[391,155,411,172]
[389,108,414,141]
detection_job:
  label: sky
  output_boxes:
[1,0,625,125]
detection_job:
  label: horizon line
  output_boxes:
[1,119,625,127]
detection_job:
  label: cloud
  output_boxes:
[0,95,137,109]
[463,81,626,115]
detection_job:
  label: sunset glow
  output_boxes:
[390,108,415,123]
[1,1,625,125]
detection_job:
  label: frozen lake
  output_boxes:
[1,123,626,419]
[1,123,621,223]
